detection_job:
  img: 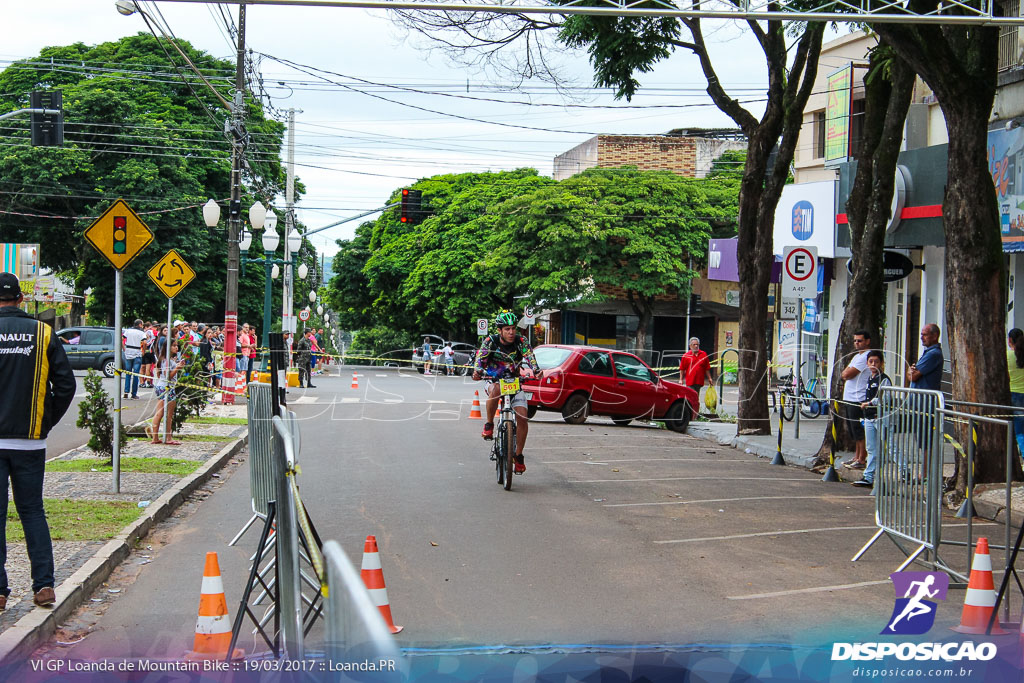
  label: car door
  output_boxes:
[611,352,659,418]
[81,329,112,368]
[574,350,626,415]
[57,329,85,369]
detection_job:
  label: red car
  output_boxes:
[522,344,699,432]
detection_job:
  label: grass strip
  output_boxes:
[7,499,140,542]
[191,416,247,425]
[47,457,202,476]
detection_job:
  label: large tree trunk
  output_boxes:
[874,21,1019,488]
[815,47,914,465]
[627,290,655,359]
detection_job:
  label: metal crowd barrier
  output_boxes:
[231,382,278,546]
[323,540,401,668]
[854,387,1018,598]
[853,386,947,574]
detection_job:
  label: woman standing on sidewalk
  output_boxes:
[148,339,182,445]
[1008,328,1024,461]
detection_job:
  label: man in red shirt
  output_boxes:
[679,337,713,395]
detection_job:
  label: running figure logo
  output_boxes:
[882,571,949,635]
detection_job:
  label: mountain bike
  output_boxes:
[486,368,528,491]
[779,372,825,421]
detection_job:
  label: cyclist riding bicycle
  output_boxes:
[473,311,540,474]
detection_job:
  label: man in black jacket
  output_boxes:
[0,272,76,610]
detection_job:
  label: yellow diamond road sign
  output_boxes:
[148,249,196,299]
[83,199,154,270]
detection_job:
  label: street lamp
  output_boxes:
[271,264,280,280]
[309,290,317,303]
[317,304,323,316]
[297,263,308,280]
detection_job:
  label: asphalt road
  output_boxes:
[32,367,993,661]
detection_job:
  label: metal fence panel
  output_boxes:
[247,382,278,518]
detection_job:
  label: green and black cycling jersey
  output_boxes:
[474,333,540,378]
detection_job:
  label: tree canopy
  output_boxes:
[0,34,309,325]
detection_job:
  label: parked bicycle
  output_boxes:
[778,371,825,421]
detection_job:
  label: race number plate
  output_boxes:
[499,378,520,396]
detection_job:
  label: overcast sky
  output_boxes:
[3,1,848,257]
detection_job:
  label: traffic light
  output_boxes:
[689,293,702,313]
[113,216,127,255]
[400,188,423,224]
[30,90,63,147]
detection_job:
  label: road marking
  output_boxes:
[604,494,867,508]
[654,526,878,544]
[426,400,446,403]
[338,398,360,403]
[291,396,319,404]
[569,476,815,484]
[529,445,702,451]
[376,374,389,377]
[727,580,891,600]
[542,458,748,464]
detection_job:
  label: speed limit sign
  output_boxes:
[299,309,310,322]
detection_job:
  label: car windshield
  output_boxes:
[534,347,572,369]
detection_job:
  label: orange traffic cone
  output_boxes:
[351,373,359,390]
[185,552,245,660]
[469,391,482,420]
[360,535,403,634]
[952,537,1009,635]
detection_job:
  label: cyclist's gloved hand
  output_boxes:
[520,367,535,380]
[472,370,482,381]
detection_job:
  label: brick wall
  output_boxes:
[595,282,680,302]
[595,135,698,176]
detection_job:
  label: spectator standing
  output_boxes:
[1008,329,1024,461]
[907,324,944,391]
[0,272,76,609]
[295,332,315,388]
[443,342,455,376]
[422,337,433,375]
[247,327,258,382]
[841,330,872,470]
[199,328,215,386]
[140,323,156,388]
[852,350,892,489]
[149,339,182,445]
[678,337,712,395]
[237,323,251,384]
[122,319,147,400]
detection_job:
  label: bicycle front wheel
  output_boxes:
[799,392,822,419]
[503,416,516,491]
[494,421,505,486]
[781,393,796,421]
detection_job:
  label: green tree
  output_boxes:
[489,167,738,350]
[76,370,127,464]
[0,34,291,326]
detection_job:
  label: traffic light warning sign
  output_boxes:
[148,249,196,300]
[83,199,154,270]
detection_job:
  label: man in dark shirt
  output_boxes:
[0,272,76,610]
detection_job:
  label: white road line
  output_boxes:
[528,445,697,450]
[604,495,867,508]
[426,400,446,404]
[376,374,388,377]
[727,580,891,600]
[654,525,878,544]
[291,396,319,404]
[338,398,360,403]
[541,458,748,464]
[569,476,815,484]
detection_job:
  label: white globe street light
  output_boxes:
[317,304,323,315]
[308,290,317,303]
[287,229,301,254]
[239,229,252,253]
[248,201,267,232]
[297,263,308,280]
[261,226,280,253]
[264,211,278,232]
[271,264,280,279]
[202,198,221,228]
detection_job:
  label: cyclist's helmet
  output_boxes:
[494,310,518,328]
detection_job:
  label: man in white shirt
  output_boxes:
[841,330,872,469]
[122,319,147,399]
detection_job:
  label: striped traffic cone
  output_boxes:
[952,537,1009,635]
[185,552,245,660]
[351,373,359,390]
[360,535,403,634]
[469,391,482,420]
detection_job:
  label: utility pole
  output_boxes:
[282,108,295,340]
[222,2,247,404]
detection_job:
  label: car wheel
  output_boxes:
[667,401,691,433]
[561,393,589,425]
[527,405,538,419]
[102,358,116,378]
[611,417,632,427]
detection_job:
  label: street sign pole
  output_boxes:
[165,298,173,443]
[113,270,122,493]
[795,298,802,440]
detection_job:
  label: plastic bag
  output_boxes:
[704,384,718,412]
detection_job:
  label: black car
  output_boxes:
[56,326,118,377]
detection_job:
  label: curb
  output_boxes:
[686,423,821,469]
[0,434,249,668]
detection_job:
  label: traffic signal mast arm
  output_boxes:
[0,107,61,121]
[303,201,400,237]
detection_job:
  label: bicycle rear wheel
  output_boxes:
[503,415,516,491]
